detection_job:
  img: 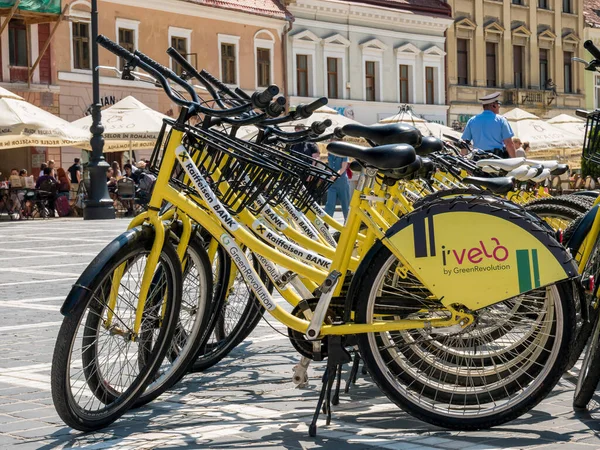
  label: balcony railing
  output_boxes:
[504,89,554,107]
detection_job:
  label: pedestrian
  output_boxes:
[38,162,47,179]
[68,157,83,203]
[523,141,530,153]
[461,92,516,158]
[68,158,82,184]
[324,151,350,222]
[513,138,525,158]
[47,160,57,178]
[290,125,320,160]
[56,168,71,199]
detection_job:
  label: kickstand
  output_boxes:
[345,350,361,394]
[309,368,329,437]
[308,335,351,437]
[332,364,343,406]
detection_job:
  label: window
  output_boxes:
[563,0,572,13]
[297,54,309,97]
[327,57,339,99]
[72,22,90,70]
[425,67,435,104]
[595,76,600,108]
[457,39,469,85]
[221,43,236,84]
[564,51,573,93]
[539,48,549,88]
[257,48,270,87]
[118,28,135,70]
[8,19,27,67]
[539,0,549,8]
[512,0,523,4]
[399,64,409,103]
[513,45,524,88]
[365,61,376,101]
[171,36,187,76]
[486,42,497,87]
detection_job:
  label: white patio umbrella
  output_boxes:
[71,96,169,153]
[547,114,586,138]
[0,86,89,149]
[379,108,462,140]
[503,108,583,151]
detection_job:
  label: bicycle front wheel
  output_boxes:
[574,314,600,409]
[355,242,575,430]
[51,228,182,431]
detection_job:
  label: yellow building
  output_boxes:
[446,0,585,129]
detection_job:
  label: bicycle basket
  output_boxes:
[583,110,600,165]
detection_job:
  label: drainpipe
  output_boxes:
[282,17,293,112]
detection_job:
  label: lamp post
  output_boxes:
[83,0,115,220]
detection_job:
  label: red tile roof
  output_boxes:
[183,0,291,20]
[345,0,452,18]
[584,0,600,27]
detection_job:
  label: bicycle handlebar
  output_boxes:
[585,40,600,62]
[293,97,327,119]
[97,35,255,119]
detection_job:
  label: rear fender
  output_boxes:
[383,198,577,311]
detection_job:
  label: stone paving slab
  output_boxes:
[0,217,600,449]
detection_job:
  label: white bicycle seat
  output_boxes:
[506,165,531,180]
[525,159,558,170]
[531,168,552,183]
[476,157,526,171]
[481,166,500,174]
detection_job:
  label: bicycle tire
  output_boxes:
[51,228,181,431]
[524,203,583,231]
[526,195,592,215]
[189,246,267,372]
[574,314,600,409]
[134,235,213,407]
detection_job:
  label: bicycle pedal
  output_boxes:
[312,270,342,298]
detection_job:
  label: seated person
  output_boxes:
[107,167,118,201]
[36,167,57,189]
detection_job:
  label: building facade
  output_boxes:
[446,0,585,129]
[284,0,453,126]
[584,2,600,110]
[0,0,289,177]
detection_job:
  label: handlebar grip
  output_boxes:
[295,97,327,119]
[252,85,279,109]
[134,49,175,79]
[165,47,195,77]
[311,119,332,135]
[200,69,230,92]
[333,127,345,139]
[266,100,284,117]
[584,40,600,62]
[576,109,589,119]
[97,35,135,62]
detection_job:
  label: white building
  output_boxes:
[284,0,453,126]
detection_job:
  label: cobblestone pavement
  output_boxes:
[0,218,600,449]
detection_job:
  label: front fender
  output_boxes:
[60,226,153,316]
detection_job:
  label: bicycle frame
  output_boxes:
[124,127,474,338]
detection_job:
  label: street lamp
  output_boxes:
[83,0,115,220]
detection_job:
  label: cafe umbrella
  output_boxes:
[71,96,169,153]
[0,86,88,149]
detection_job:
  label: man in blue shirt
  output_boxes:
[462,92,516,158]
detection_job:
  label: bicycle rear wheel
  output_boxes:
[51,228,181,431]
[355,242,575,430]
